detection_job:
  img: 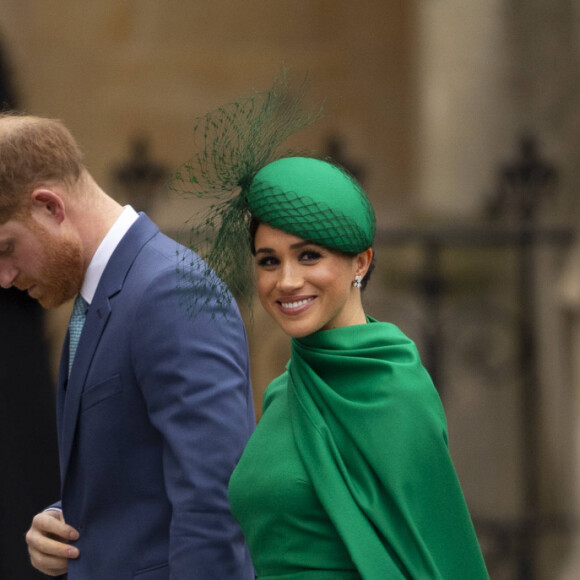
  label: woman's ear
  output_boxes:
[355,248,373,278]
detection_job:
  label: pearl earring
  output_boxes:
[352,275,363,289]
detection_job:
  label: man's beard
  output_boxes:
[15,222,84,309]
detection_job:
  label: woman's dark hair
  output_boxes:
[249,216,261,255]
[249,217,375,290]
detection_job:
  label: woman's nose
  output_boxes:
[277,263,303,291]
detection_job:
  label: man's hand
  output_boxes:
[26,510,79,576]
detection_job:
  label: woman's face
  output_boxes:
[254,223,369,338]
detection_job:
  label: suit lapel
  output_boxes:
[58,214,160,484]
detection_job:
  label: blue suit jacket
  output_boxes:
[54,214,255,579]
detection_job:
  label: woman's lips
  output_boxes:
[277,296,316,315]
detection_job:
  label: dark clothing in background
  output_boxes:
[0,287,60,580]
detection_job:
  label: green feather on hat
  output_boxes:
[170,70,375,316]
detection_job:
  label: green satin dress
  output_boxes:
[228,317,489,579]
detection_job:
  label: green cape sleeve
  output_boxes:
[287,318,489,580]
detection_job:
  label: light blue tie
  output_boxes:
[68,294,88,376]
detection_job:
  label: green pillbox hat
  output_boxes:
[247,157,376,253]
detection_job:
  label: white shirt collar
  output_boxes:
[80,206,139,304]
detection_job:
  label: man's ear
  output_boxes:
[30,188,66,224]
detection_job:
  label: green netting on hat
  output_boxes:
[168,70,322,316]
[247,157,375,253]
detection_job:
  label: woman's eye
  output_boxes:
[300,250,322,262]
[257,256,279,268]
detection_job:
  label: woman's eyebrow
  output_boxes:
[289,241,312,250]
[255,240,314,255]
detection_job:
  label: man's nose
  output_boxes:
[0,265,18,289]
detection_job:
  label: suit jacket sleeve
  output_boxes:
[129,266,254,578]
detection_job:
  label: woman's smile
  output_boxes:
[277,295,316,314]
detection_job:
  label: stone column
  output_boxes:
[416,0,514,217]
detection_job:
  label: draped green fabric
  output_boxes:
[287,317,489,579]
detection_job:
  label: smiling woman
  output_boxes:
[254,224,371,337]
[176,77,490,579]
[225,156,489,579]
